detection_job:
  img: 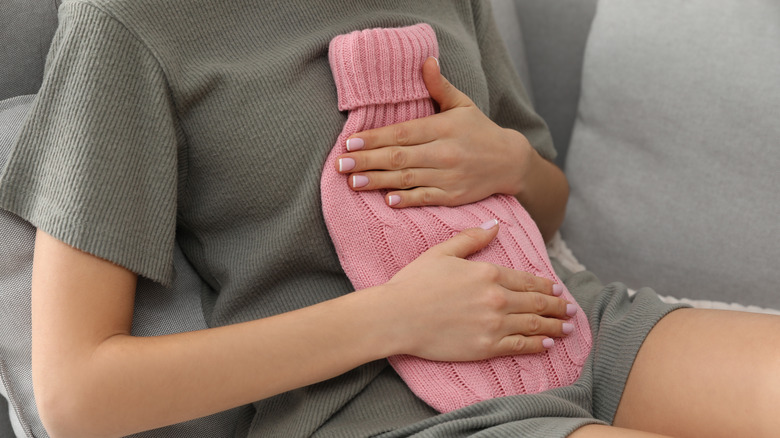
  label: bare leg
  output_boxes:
[612,308,780,437]
[569,424,672,437]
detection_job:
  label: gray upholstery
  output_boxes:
[562,0,780,308]
[0,396,14,437]
[490,0,534,102]
[513,0,598,167]
[0,95,36,438]
[0,0,59,100]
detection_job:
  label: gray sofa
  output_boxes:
[2,0,779,436]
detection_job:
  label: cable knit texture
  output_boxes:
[322,23,593,413]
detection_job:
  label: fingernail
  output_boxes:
[352,175,369,188]
[346,138,364,151]
[562,323,575,335]
[566,304,578,317]
[338,157,355,172]
[432,56,440,69]
[387,195,401,206]
[552,284,563,297]
[542,338,555,349]
[479,219,498,230]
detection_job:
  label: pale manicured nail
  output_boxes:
[352,175,369,188]
[552,284,563,297]
[346,138,365,151]
[479,219,498,230]
[339,157,355,172]
[566,304,578,317]
[562,323,575,335]
[542,338,555,349]
[387,195,401,206]
[432,56,440,69]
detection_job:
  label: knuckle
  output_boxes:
[476,263,501,282]
[524,274,538,293]
[511,336,528,353]
[450,188,468,206]
[532,294,548,314]
[459,227,482,242]
[474,336,494,356]
[400,169,415,188]
[559,299,570,317]
[393,125,410,146]
[525,315,542,334]
[440,78,454,96]
[390,149,407,169]
[481,315,502,334]
[484,288,508,311]
[421,189,434,205]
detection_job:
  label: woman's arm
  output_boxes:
[32,230,391,437]
[507,134,569,242]
[33,225,572,438]
[336,58,568,242]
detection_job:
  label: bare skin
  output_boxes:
[569,308,780,437]
[611,308,780,437]
[570,425,672,437]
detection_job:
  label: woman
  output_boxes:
[0,1,777,437]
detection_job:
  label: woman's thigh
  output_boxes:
[612,308,780,437]
[569,424,671,437]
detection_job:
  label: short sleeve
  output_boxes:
[471,0,557,161]
[0,2,179,286]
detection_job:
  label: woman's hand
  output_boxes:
[336,57,570,242]
[374,220,575,362]
[336,57,537,209]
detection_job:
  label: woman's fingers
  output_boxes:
[421,56,474,112]
[338,145,417,173]
[337,140,442,174]
[504,290,572,321]
[346,116,440,151]
[426,221,501,259]
[502,312,571,337]
[495,335,554,356]
[491,313,575,356]
[493,264,555,295]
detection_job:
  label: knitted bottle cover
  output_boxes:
[321,23,592,413]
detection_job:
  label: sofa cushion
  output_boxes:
[562,0,780,308]
[513,0,598,167]
[0,96,243,437]
[0,0,59,100]
[489,0,534,102]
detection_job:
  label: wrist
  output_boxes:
[342,284,410,360]
[501,128,537,197]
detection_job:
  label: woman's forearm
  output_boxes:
[507,129,570,242]
[32,230,394,438]
[48,291,389,438]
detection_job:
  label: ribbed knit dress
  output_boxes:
[0,1,685,437]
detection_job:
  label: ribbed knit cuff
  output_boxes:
[328,23,439,111]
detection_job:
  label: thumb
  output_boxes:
[433,219,499,259]
[422,57,473,112]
